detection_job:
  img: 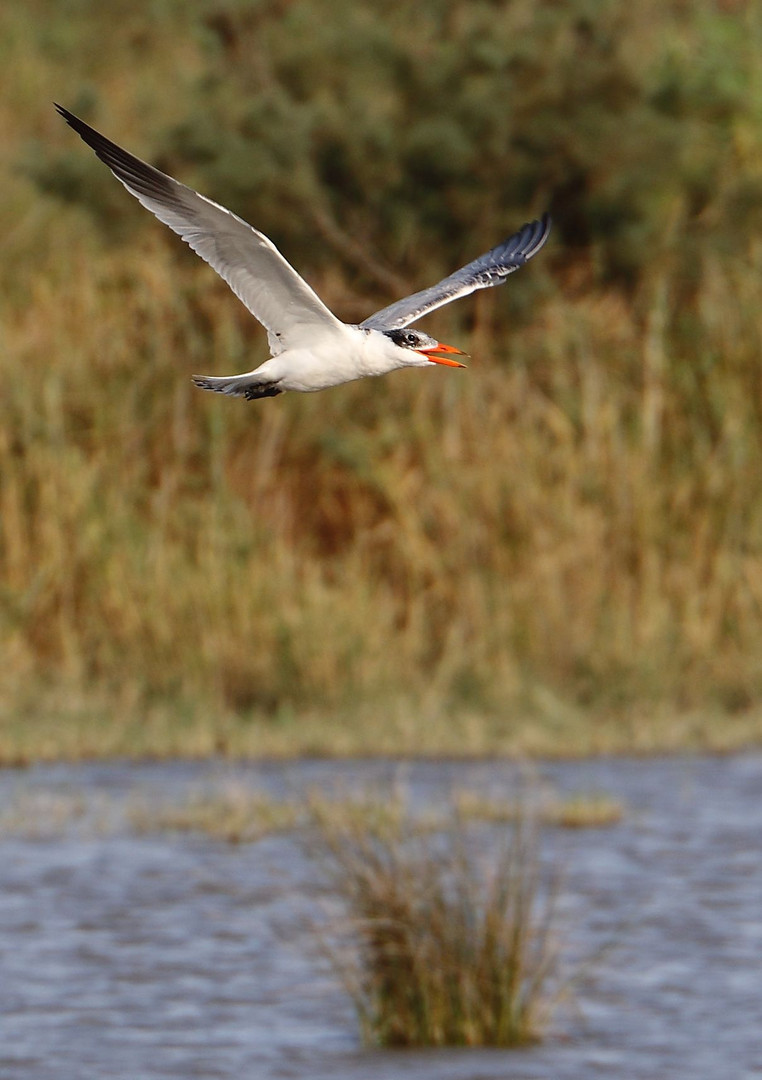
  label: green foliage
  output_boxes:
[29,0,762,291]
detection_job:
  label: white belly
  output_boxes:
[261,327,405,392]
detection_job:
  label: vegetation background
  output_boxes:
[2,0,762,761]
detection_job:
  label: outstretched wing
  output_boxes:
[56,105,343,355]
[361,214,551,331]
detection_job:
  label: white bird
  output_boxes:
[57,105,551,400]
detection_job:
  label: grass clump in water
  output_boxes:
[455,789,623,829]
[127,784,441,843]
[128,786,300,843]
[312,813,560,1048]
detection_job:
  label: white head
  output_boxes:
[380,328,468,369]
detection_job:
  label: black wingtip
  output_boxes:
[54,103,103,150]
[54,102,183,208]
[524,213,552,259]
[54,103,77,127]
[54,103,101,146]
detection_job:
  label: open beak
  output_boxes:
[415,343,468,368]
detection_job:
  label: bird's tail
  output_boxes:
[192,373,283,400]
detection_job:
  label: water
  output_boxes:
[1,755,761,1079]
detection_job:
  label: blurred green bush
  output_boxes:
[32,0,762,296]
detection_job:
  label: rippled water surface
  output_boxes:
[2,755,762,1079]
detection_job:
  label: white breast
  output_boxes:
[266,325,405,392]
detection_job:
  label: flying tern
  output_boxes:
[57,105,551,400]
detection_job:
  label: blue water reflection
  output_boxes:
[1,755,761,1079]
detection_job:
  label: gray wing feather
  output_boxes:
[56,105,342,355]
[361,214,551,331]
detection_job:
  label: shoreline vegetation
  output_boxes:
[2,696,761,765]
[4,2,762,764]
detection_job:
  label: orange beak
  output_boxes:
[416,343,468,368]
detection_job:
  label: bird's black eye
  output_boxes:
[387,329,420,348]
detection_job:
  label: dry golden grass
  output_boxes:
[4,225,762,762]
